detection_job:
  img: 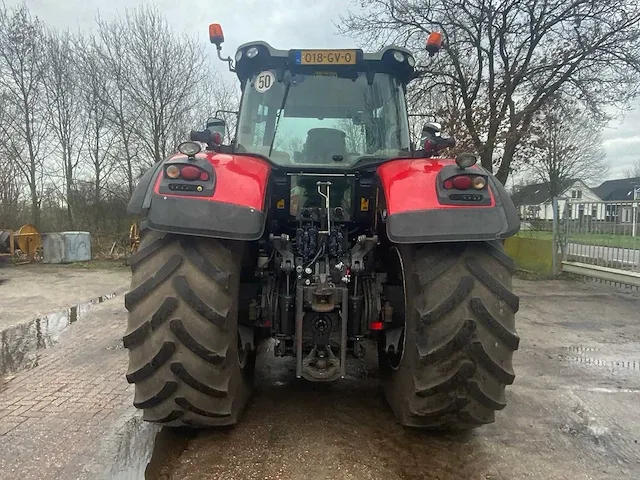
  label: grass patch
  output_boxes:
[518,230,640,249]
[57,258,129,270]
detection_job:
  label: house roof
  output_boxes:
[593,176,640,201]
[511,179,580,206]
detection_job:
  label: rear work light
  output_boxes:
[443,175,487,190]
[166,165,180,179]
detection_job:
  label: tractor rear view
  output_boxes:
[123,24,521,430]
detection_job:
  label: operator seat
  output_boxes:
[302,128,347,164]
[295,128,351,215]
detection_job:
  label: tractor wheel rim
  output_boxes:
[237,333,248,369]
[388,246,407,371]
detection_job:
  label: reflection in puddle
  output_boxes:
[144,427,194,479]
[0,292,118,376]
[107,415,162,480]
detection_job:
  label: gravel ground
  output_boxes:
[147,278,640,480]
[1,267,639,480]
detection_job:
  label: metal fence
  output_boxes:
[558,199,640,288]
[516,198,640,288]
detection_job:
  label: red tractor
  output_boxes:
[123,24,521,431]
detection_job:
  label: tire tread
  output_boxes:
[382,242,519,430]
[123,228,252,428]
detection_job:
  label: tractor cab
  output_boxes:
[205,24,443,169]
[231,42,415,169]
[200,24,445,220]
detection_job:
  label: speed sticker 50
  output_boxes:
[255,71,275,93]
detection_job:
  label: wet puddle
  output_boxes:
[560,356,639,371]
[557,321,604,332]
[0,292,118,377]
[558,346,639,372]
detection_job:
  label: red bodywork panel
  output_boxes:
[154,152,271,210]
[376,158,495,215]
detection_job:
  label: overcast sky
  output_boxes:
[8,0,640,181]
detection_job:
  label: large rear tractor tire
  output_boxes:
[123,227,255,428]
[379,241,520,431]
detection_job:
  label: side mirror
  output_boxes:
[440,134,456,148]
[190,117,226,149]
[423,131,456,155]
[206,117,226,143]
[422,122,442,135]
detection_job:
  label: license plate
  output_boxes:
[296,50,357,65]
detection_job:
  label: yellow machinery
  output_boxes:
[129,222,140,255]
[0,224,42,264]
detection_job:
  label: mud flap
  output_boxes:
[237,325,255,352]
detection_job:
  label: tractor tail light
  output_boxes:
[165,164,210,181]
[180,166,201,180]
[452,175,472,190]
[443,175,487,190]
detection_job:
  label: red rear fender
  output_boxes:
[127,152,271,241]
[376,158,494,215]
[153,152,271,210]
[376,158,520,244]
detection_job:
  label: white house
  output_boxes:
[594,176,640,225]
[512,179,605,221]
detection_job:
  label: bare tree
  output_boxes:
[0,2,242,246]
[77,41,119,230]
[624,159,640,179]
[106,5,210,164]
[44,28,86,229]
[338,0,640,184]
[90,16,142,197]
[0,152,21,227]
[0,4,49,229]
[0,76,21,227]
[523,96,608,197]
[172,68,239,147]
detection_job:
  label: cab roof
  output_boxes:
[233,41,418,86]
